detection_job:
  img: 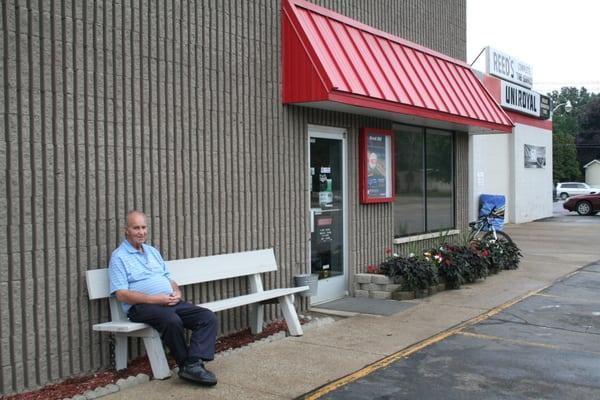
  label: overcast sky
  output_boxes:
[467,0,600,95]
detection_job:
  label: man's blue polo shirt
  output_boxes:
[109,240,173,313]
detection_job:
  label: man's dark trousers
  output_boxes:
[128,302,217,366]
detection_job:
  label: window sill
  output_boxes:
[393,229,460,244]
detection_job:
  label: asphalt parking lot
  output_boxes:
[317,261,600,400]
[553,199,569,216]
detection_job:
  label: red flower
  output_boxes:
[385,248,392,255]
[367,264,378,274]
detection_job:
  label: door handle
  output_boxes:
[310,208,321,233]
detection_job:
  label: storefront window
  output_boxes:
[393,126,425,235]
[426,129,454,231]
[393,125,454,237]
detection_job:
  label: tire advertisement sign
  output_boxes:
[486,46,533,88]
[501,81,541,117]
[524,144,546,168]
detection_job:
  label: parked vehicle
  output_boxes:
[555,182,600,200]
[563,193,600,215]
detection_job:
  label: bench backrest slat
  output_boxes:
[86,248,277,300]
[167,248,276,286]
[86,268,113,300]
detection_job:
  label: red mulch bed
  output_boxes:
[2,319,302,400]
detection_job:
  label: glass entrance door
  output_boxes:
[309,126,347,304]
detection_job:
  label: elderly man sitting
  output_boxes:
[109,210,218,386]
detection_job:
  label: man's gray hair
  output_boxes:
[125,210,146,227]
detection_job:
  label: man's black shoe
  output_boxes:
[178,360,217,386]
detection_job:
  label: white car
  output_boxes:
[555,182,600,200]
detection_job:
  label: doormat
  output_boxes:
[313,296,416,316]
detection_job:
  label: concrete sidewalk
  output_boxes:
[103,216,600,400]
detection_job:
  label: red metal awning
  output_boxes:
[282,0,513,134]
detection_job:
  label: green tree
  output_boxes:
[548,87,599,181]
[548,87,592,137]
[577,96,600,165]
[553,132,582,182]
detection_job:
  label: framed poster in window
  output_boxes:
[359,128,395,204]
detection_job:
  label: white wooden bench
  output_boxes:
[86,248,308,379]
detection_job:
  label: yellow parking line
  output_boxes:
[534,291,600,304]
[533,293,559,298]
[300,284,551,400]
[458,331,561,350]
[564,270,582,279]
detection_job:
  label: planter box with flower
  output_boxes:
[354,271,403,299]
[358,236,523,301]
[472,237,522,272]
[379,253,438,300]
[428,243,489,290]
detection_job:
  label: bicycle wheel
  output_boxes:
[483,230,513,244]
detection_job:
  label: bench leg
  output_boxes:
[142,331,172,379]
[114,335,128,371]
[249,303,264,335]
[278,295,303,336]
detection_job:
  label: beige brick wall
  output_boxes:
[0,0,466,393]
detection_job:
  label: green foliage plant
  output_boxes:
[452,245,487,283]
[476,238,522,271]
[463,244,490,281]
[401,256,438,291]
[378,255,406,284]
[498,240,522,270]
[429,245,464,289]
[425,243,490,289]
[379,254,437,291]
[379,237,523,294]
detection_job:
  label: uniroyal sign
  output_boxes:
[501,81,540,117]
[486,47,533,89]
